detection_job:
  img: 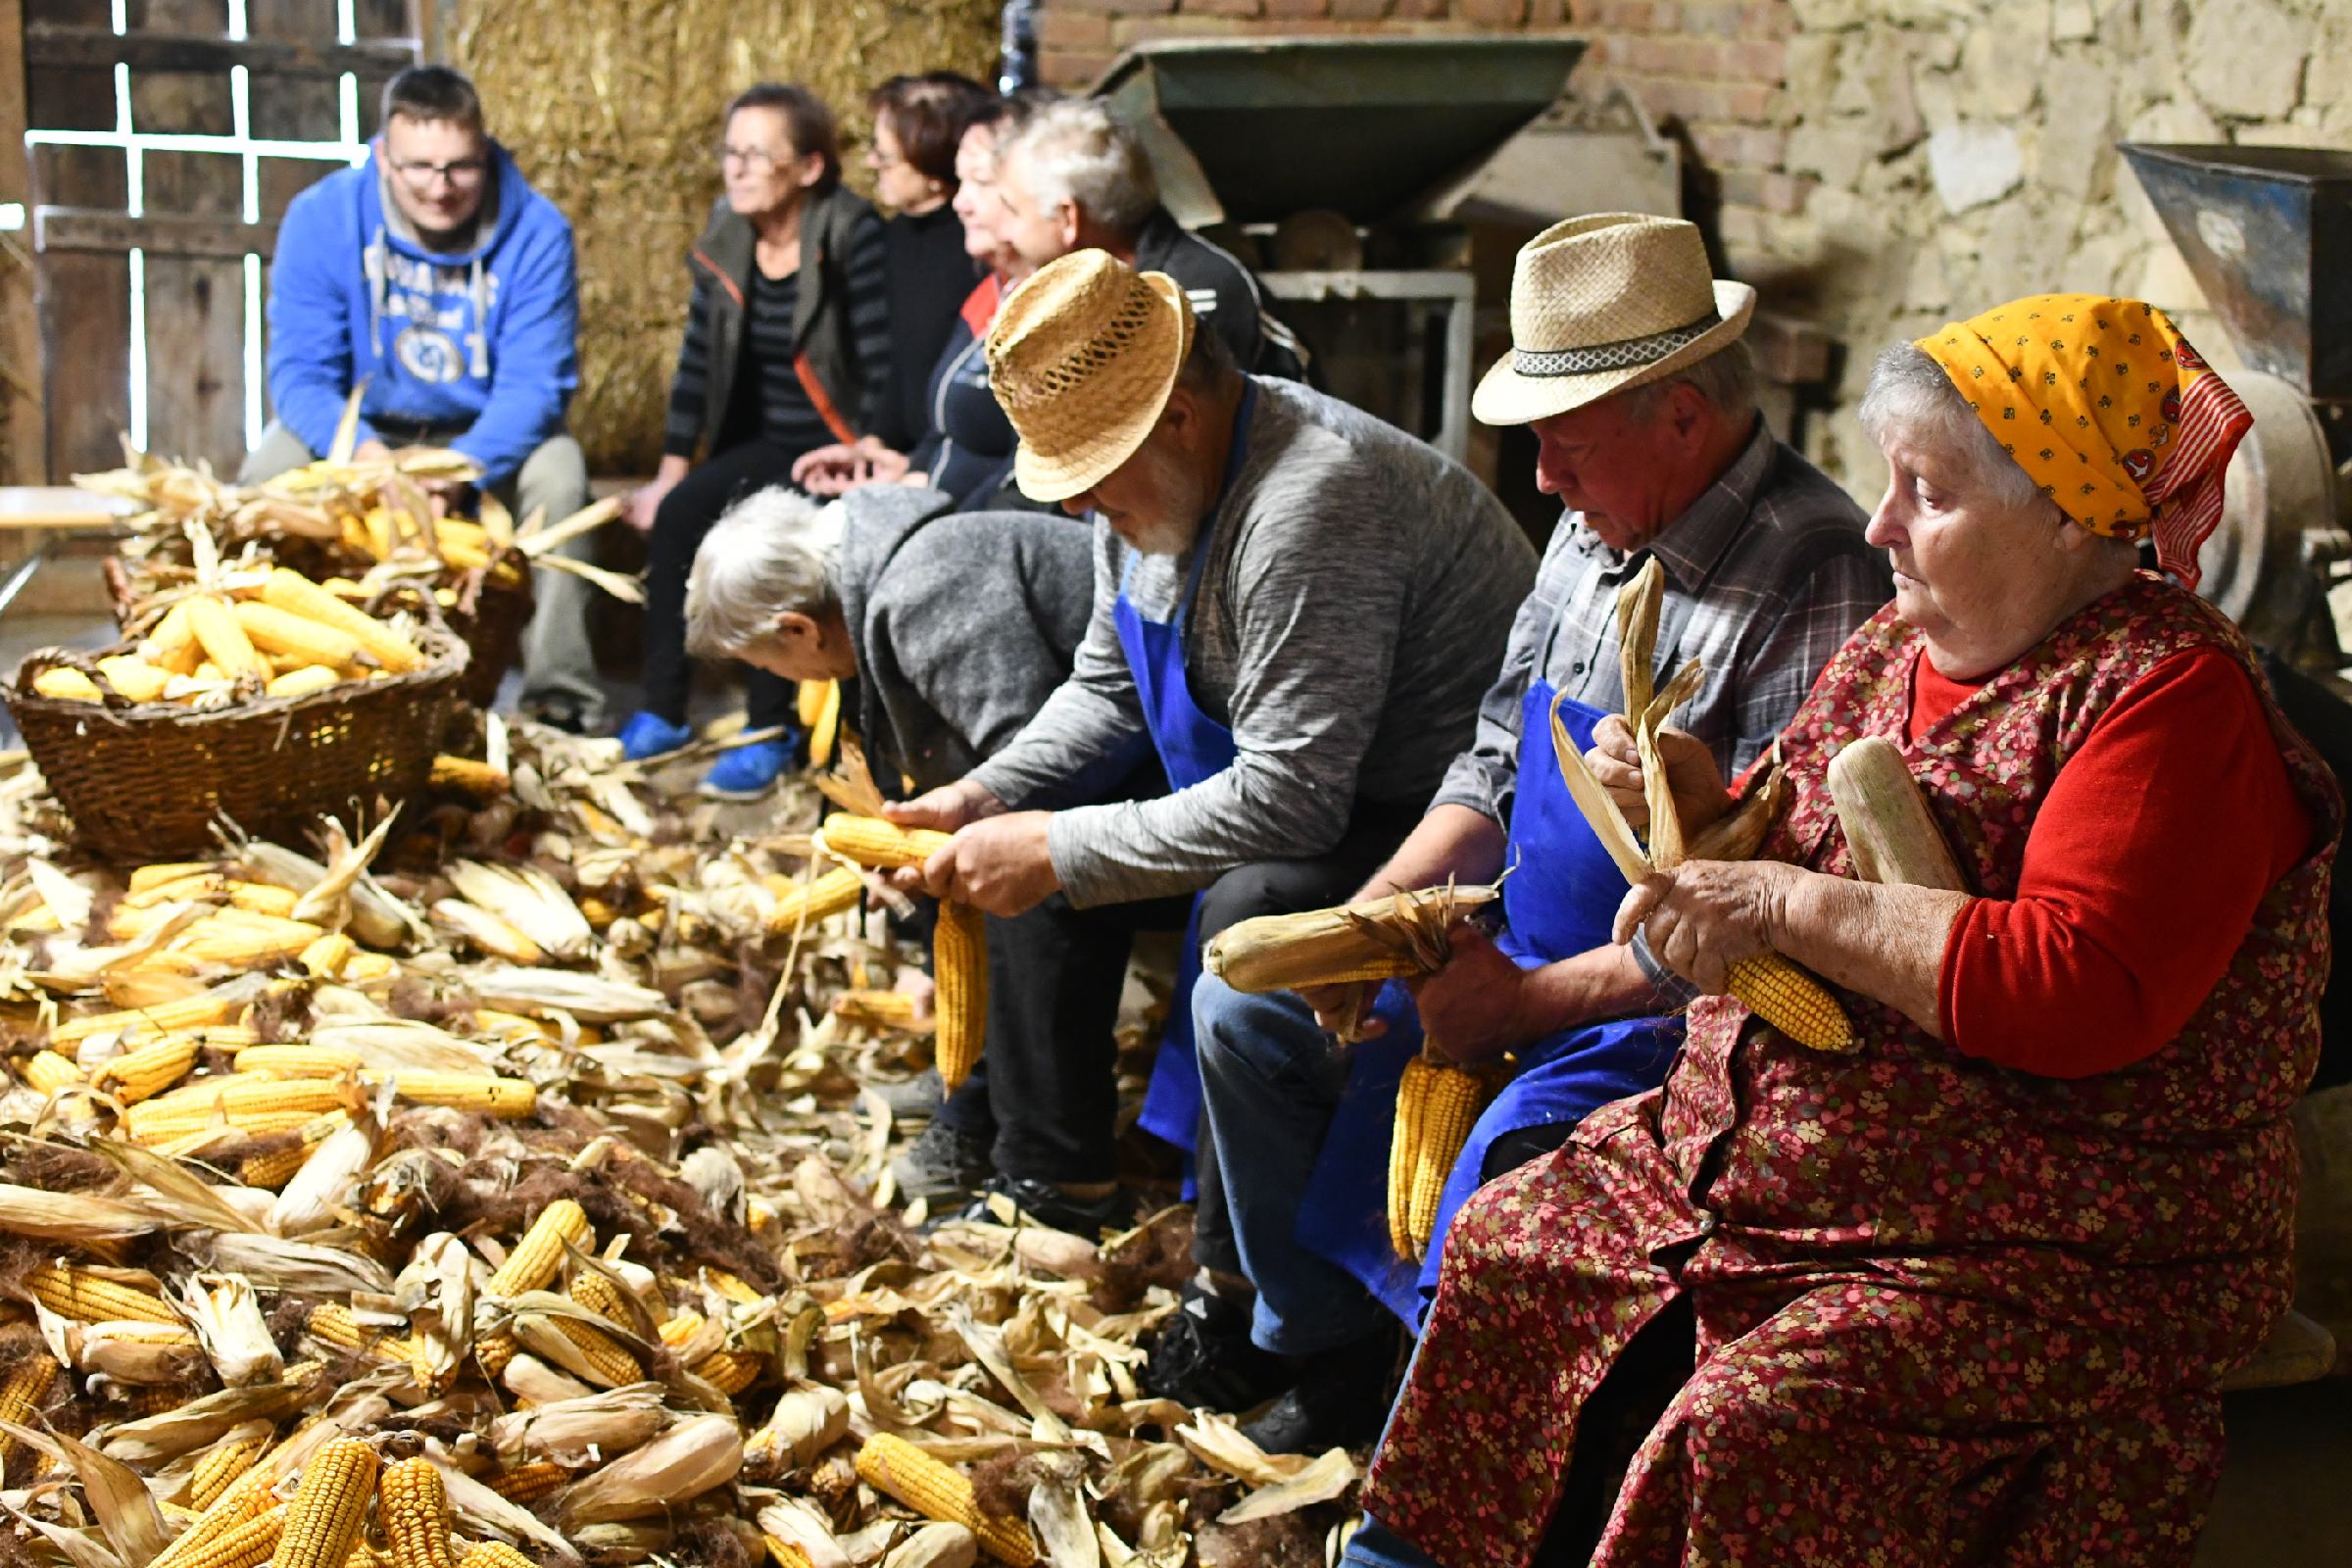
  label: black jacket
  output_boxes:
[669,185,885,461]
[1132,207,1306,381]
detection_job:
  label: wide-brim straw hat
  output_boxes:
[1474,213,1758,427]
[988,249,1197,504]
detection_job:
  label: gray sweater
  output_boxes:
[836,487,1097,794]
[970,378,1538,907]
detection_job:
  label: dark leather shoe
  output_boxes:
[1240,1335,1398,1454]
[1142,1284,1288,1414]
[959,1174,1136,1239]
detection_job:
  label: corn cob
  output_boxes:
[0,1355,56,1470]
[1827,736,1969,893]
[191,1431,271,1510]
[764,864,864,936]
[230,601,367,670]
[305,1304,415,1369]
[455,1547,537,1568]
[90,1036,200,1102]
[376,1457,455,1568]
[159,1503,286,1568]
[1388,1055,1487,1262]
[142,600,203,676]
[238,1111,351,1189]
[268,666,343,700]
[370,1071,536,1119]
[476,1201,594,1377]
[547,1314,643,1387]
[854,1433,1038,1566]
[96,654,175,702]
[52,991,235,1047]
[234,1045,366,1077]
[428,756,509,800]
[341,953,401,986]
[430,902,543,965]
[569,1271,637,1328]
[832,990,927,1031]
[25,1262,180,1325]
[1725,956,1854,1054]
[660,1311,761,1395]
[485,1461,568,1505]
[271,1438,379,1568]
[127,1077,347,1140]
[702,1269,765,1307]
[183,595,269,682]
[31,667,102,701]
[932,901,987,1093]
[818,815,953,871]
[24,1050,80,1096]
[799,677,843,769]
[300,933,357,978]
[135,1107,320,1149]
[765,1540,815,1568]
[260,569,424,673]
[1204,885,1500,994]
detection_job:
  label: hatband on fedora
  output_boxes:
[1473,213,1758,427]
[986,249,1196,504]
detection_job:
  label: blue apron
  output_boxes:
[1114,385,1257,1154]
[1294,682,1686,1324]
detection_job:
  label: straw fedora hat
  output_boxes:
[1473,214,1757,427]
[987,249,1196,504]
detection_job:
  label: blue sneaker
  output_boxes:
[700,737,795,800]
[618,710,693,761]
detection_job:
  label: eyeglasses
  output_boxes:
[719,145,787,172]
[389,157,487,188]
[864,144,906,172]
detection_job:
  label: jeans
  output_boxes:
[241,421,602,723]
[639,437,810,730]
[1195,979,1392,1356]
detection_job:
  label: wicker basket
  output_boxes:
[5,622,471,861]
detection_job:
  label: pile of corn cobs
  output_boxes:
[0,721,1367,1568]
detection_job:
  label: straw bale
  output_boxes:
[454,0,1000,475]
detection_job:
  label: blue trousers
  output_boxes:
[1194,975,1393,1356]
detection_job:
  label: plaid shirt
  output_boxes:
[1432,419,1887,833]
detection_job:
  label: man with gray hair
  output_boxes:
[994,97,1304,378]
[1167,215,1889,1456]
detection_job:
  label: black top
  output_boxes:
[878,205,981,452]
[716,267,834,452]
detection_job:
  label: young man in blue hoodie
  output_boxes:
[240,66,606,732]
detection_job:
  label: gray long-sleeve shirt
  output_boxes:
[969,378,1538,907]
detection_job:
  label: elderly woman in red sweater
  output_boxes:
[1350,295,2340,1568]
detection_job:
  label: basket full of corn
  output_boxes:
[5,566,468,860]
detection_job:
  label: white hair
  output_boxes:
[685,487,846,659]
[1857,342,2044,514]
[1001,98,1158,239]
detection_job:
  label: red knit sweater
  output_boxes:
[1918,648,2312,1077]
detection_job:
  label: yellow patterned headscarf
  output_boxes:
[1916,294,2252,589]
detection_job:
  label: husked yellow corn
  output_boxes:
[1727,955,1854,1054]
[142,600,204,677]
[489,1200,592,1298]
[24,1050,80,1096]
[234,1045,365,1077]
[832,990,927,1031]
[52,988,245,1046]
[304,1304,415,1370]
[375,1456,455,1568]
[660,1310,761,1395]
[427,755,509,800]
[24,1261,180,1325]
[1388,1055,1486,1263]
[569,1270,637,1328]
[158,1502,285,1568]
[230,600,366,669]
[932,901,987,1093]
[485,1461,568,1505]
[299,934,356,978]
[0,1355,56,1470]
[126,1076,347,1140]
[798,677,843,769]
[31,667,102,702]
[183,596,269,682]
[765,864,864,936]
[854,1433,1037,1566]
[261,570,424,673]
[455,1546,537,1568]
[90,1036,199,1102]
[818,815,953,871]
[549,1313,643,1387]
[271,1437,378,1568]
[238,1112,350,1189]
[340,952,401,986]
[766,1541,814,1568]
[267,665,344,700]
[96,654,175,702]
[372,1071,536,1119]
[190,1431,270,1510]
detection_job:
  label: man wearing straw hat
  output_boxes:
[1166,216,1888,1453]
[885,249,1535,1247]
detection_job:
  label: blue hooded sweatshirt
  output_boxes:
[265,139,578,486]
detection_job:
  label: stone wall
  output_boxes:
[1035,0,2352,497]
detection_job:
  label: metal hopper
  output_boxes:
[2119,143,2352,400]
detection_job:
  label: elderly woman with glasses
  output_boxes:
[1348,296,2340,1568]
[617,81,891,800]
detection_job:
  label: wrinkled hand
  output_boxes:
[1586,714,1733,835]
[1298,981,1385,1042]
[1404,925,1535,1064]
[917,811,1059,917]
[884,779,1003,835]
[793,439,908,497]
[1612,859,1794,994]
